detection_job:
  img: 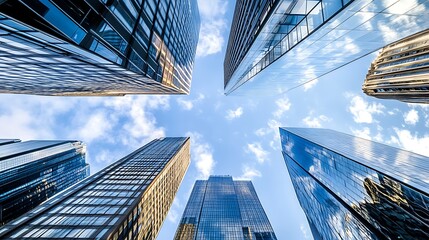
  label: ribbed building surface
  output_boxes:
[224,0,429,96]
[0,139,89,226]
[174,175,277,240]
[363,29,429,103]
[0,0,200,96]
[280,127,429,240]
[0,137,190,240]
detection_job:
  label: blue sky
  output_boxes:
[1,0,429,239]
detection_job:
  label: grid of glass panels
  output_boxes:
[0,140,88,226]
[225,0,429,96]
[174,176,277,240]
[280,127,429,239]
[0,137,190,240]
[0,0,200,96]
[363,29,429,103]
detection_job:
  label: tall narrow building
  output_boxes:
[280,127,429,240]
[0,139,89,226]
[174,175,277,240]
[224,0,429,95]
[0,137,190,239]
[0,0,200,96]
[363,29,429,103]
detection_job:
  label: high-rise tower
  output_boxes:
[174,175,277,240]
[363,29,429,103]
[0,137,190,240]
[224,0,429,95]
[0,139,89,226]
[280,127,429,240]
[0,0,200,96]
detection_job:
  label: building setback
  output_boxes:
[224,0,429,95]
[0,0,200,96]
[280,127,429,240]
[363,29,429,103]
[0,137,190,240]
[0,139,89,226]
[175,175,277,240]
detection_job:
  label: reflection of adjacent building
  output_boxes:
[0,137,190,239]
[224,0,429,95]
[280,127,429,240]
[174,176,277,240]
[363,29,429,103]
[0,139,89,226]
[0,0,200,96]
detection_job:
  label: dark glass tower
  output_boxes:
[280,127,429,240]
[224,0,429,95]
[0,0,200,96]
[363,29,429,104]
[0,137,190,240]
[0,139,89,226]
[174,175,277,240]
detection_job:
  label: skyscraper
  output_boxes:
[0,0,200,96]
[174,175,277,240]
[224,0,429,95]
[280,127,429,240]
[0,139,89,226]
[363,29,429,103]
[0,137,190,239]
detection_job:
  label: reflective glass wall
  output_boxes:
[0,0,200,95]
[225,0,429,95]
[0,140,89,226]
[0,137,190,240]
[280,127,429,240]
[174,176,277,240]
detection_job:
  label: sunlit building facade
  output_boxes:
[280,127,429,240]
[0,0,200,96]
[0,137,190,240]
[224,0,429,95]
[363,29,429,103]
[174,175,277,240]
[0,139,89,226]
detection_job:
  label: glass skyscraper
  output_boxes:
[280,127,429,240]
[0,139,89,226]
[363,29,429,104]
[224,0,429,95]
[0,137,190,239]
[0,0,200,96]
[174,175,277,240]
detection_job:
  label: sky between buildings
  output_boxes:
[0,0,428,239]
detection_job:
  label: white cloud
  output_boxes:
[186,132,215,178]
[236,165,262,180]
[351,127,372,140]
[273,97,291,118]
[77,111,113,143]
[303,115,329,128]
[393,129,429,157]
[300,224,312,240]
[166,198,182,224]
[303,79,318,91]
[196,0,228,57]
[176,94,205,111]
[404,109,419,125]
[225,107,243,120]
[348,95,384,123]
[246,142,268,164]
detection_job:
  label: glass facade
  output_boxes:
[0,0,200,96]
[0,137,190,240]
[280,127,429,240]
[224,0,429,95]
[363,29,429,103]
[174,176,277,240]
[0,140,89,226]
